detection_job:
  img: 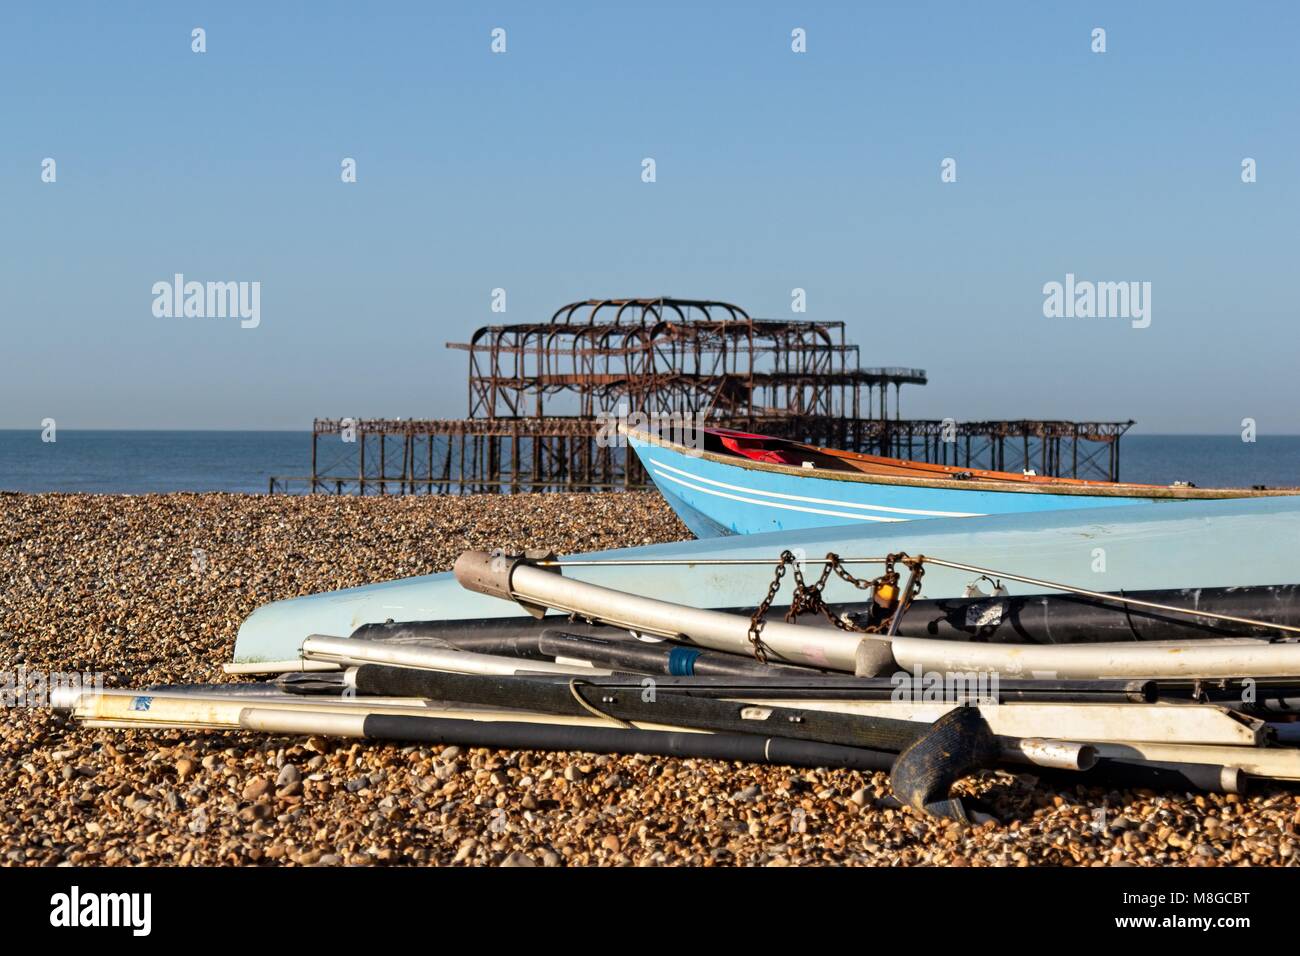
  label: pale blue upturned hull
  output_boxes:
[232,497,1300,663]
[628,435,1169,538]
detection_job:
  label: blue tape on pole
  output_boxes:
[668,647,702,676]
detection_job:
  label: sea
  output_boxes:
[1,430,1298,495]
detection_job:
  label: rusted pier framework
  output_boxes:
[270,298,1131,493]
[450,298,927,422]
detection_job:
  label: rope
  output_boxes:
[566,679,635,728]
[542,552,1300,639]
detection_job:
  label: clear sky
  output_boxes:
[2,2,1296,432]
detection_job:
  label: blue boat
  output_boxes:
[232,496,1300,664]
[625,426,1293,538]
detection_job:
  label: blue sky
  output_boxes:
[1,2,1296,432]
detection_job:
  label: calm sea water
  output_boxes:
[0,430,1298,494]
[0,431,309,494]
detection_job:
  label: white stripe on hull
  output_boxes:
[650,467,904,523]
[648,457,984,520]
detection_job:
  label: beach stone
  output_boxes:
[242,778,272,801]
[276,764,300,787]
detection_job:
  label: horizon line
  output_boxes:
[2,428,1299,438]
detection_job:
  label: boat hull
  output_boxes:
[233,496,1300,663]
[629,434,1167,537]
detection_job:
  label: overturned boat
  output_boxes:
[233,496,1300,664]
[623,425,1298,537]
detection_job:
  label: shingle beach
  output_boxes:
[1,492,1296,866]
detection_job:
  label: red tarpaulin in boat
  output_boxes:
[712,429,805,466]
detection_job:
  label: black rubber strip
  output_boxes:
[358,713,895,772]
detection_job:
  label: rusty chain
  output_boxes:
[747,551,924,662]
[746,550,793,663]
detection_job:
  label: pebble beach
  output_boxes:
[1,491,1297,867]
